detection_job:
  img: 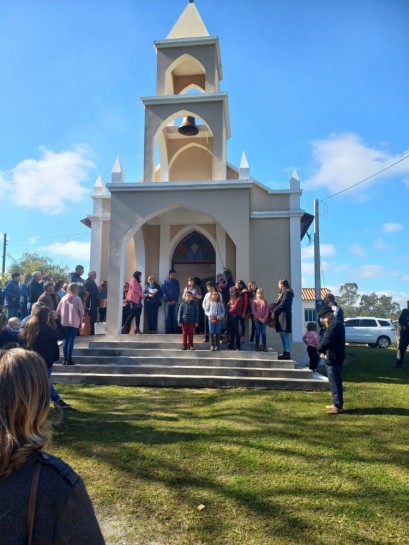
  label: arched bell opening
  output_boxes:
[165,54,206,95]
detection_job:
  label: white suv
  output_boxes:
[344,317,397,348]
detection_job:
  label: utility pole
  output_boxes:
[314,200,323,322]
[1,233,6,274]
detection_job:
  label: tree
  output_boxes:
[359,293,401,321]
[7,252,70,282]
[336,283,360,317]
[336,283,401,320]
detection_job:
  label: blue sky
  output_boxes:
[1,0,408,306]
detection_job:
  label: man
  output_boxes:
[3,272,21,319]
[27,272,43,313]
[84,271,99,335]
[67,265,85,300]
[162,269,180,334]
[317,305,346,415]
[38,282,56,311]
[323,293,344,323]
[395,300,409,368]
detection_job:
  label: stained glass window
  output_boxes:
[173,231,215,264]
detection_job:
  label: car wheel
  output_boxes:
[377,336,390,349]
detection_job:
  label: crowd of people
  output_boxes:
[0,265,108,410]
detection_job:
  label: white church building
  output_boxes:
[84,1,313,357]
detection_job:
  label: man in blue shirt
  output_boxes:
[162,269,180,334]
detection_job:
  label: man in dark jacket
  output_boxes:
[84,271,99,335]
[395,300,409,368]
[3,272,21,319]
[317,306,345,414]
[27,271,43,313]
[67,265,85,300]
[162,269,180,334]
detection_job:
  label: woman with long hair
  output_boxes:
[57,283,84,366]
[274,279,294,360]
[21,305,69,409]
[122,271,145,334]
[0,348,105,543]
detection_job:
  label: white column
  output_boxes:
[290,214,302,342]
[157,223,170,333]
[215,224,226,275]
[90,218,102,277]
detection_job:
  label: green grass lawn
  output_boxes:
[51,347,409,545]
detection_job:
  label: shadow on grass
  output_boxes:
[345,407,409,416]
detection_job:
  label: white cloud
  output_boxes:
[355,265,385,278]
[302,243,335,260]
[0,146,94,215]
[382,222,403,233]
[304,133,409,198]
[373,238,391,251]
[403,275,409,282]
[38,241,91,262]
[349,244,366,257]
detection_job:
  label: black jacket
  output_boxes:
[27,279,44,304]
[143,282,163,306]
[0,451,105,545]
[25,323,65,368]
[274,289,294,333]
[3,279,20,308]
[317,319,345,365]
[0,329,21,349]
[177,300,199,324]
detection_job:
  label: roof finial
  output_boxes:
[189,0,194,3]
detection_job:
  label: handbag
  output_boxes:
[130,302,142,309]
[28,462,42,545]
[266,303,276,328]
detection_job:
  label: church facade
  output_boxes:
[85,1,311,356]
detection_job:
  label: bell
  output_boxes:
[178,116,199,136]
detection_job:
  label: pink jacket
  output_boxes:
[251,298,270,321]
[57,294,85,329]
[126,278,144,304]
[302,331,319,348]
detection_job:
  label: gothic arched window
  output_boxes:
[172,231,215,264]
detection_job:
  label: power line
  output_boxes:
[322,152,409,200]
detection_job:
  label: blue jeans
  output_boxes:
[6,306,19,320]
[326,363,343,408]
[47,366,61,403]
[209,318,222,334]
[63,326,77,360]
[165,302,178,333]
[255,321,266,345]
[279,332,291,352]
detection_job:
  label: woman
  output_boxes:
[143,275,162,333]
[235,280,250,340]
[21,305,69,409]
[274,279,294,360]
[97,281,108,323]
[122,271,145,334]
[56,283,84,367]
[0,348,105,544]
[251,288,269,352]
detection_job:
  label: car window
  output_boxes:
[360,319,377,327]
[345,319,360,327]
[378,320,391,327]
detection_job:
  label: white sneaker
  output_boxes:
[210,346,215,351]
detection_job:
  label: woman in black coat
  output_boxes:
[21,305,69,409]
[274,279,294,360]
[143,275,163,333]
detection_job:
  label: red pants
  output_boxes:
[181,323,195,347]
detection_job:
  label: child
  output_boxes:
[204,290,225,350]
[247,281,257,342]
[302,322,320,372]
[4,317,21,338]
[177,291,199,350]
[251,288,269,352]
[227,287,243,350]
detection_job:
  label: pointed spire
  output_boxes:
[239,151,250,179]
[290,169,300,190]
[167,1,210,39]
[111,157,124,183]
[93,174,105,195]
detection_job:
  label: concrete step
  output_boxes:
[52,372,328,390]
[54,364,311,378]
[65,355,295,368]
